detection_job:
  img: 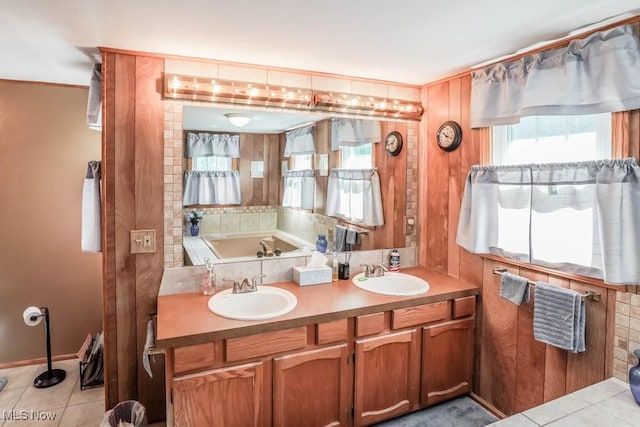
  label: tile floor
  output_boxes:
[0,359,165,426]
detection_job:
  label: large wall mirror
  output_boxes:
[180,104,413,266]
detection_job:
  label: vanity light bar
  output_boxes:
[164,74,313,109]
[312,91,424,121]
[163,74,424,120]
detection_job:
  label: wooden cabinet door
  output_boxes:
[354,329,419,426]
[273,344,349,427]
[172,361,263,427]
[422,318,475,406]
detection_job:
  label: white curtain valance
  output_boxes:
[284,125,316,157]
[185,132,240,158]
[282,170,315,210]
[456,158,640,284]
[331,119,381,151]
[183,170,242,205]
[326,168,384,226]
[471,24,640,128]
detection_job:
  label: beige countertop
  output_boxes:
[156,266,479,348]
[490,377,640,426]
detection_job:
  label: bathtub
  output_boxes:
[183,231,313,265]
[203,234,300,259]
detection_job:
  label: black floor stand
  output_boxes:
[32,307,66,388]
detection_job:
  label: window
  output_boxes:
[492,113,611,165]
[340,143,373,169]
[290,154,313,171]
[192,156,232,171]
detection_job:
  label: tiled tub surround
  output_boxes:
[614,291,640,382]
[490,378,640,426]
[160,247,417,295]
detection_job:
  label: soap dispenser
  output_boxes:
[332,253,339,281]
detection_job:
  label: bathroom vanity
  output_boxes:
[155,267,479,427]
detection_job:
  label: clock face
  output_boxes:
[436,121,462,151]
[385,131,403,156]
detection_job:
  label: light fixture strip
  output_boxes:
[164,74,423,120]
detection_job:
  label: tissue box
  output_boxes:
[293,266,332,286]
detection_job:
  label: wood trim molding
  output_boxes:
[0,353,78,370]
[0,78,89,89]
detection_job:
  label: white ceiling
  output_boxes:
[1,0,640,88]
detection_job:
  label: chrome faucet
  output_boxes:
[226,274,265,294]
[372,264,388,277]
[361,263,388,278]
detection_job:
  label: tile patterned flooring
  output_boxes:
[0,359,165,426]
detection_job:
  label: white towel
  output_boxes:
[142,320,154,378]
[533,282,586,353]
[81,161,102,252]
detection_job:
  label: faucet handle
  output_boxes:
[377,263,388,271]
[251,274,266,285]
[360,264,373,277]
[223,278,241,293]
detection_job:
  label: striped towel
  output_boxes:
[533,282,586,353]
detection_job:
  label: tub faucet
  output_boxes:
[259,240,274,257]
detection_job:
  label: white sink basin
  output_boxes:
[207,286,297,321]
[352,272,430,296]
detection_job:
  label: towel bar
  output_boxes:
[493,267,601,302]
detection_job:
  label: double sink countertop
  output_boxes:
[155,266,479,349]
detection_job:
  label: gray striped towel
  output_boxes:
[345,228,360,246]
[533,282,585,353]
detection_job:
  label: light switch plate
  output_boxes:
[130,229,156,254]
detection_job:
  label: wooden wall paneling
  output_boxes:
[543,276,570,402]
[566,281,608,393]
[134,56,166,422]
[447,78,462,279]
[239,134,254,205]
[265,134,280,206]
[629,110,640,158]
[114,53,138,404]
[612,111,629,159]
[278,133,286,207]
[313,120,330,215]
[392,122,408,250]
[418,85,429,266]
[479,260,518,415]
[373,121,392,250]
[102,51,119,409]
[425,82,450,273]
[513,269,547,412]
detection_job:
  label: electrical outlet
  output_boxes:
[130,229,156,254]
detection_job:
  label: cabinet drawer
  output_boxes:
[391,301,450,329]
[174,343,215,374]
[356,312,385,337]
[316,319,348,345]
[225,327,308,362]
[452,296,476,319]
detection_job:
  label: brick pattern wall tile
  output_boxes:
[614,290,640,382]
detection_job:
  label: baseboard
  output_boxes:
[0,353,78,370]
[469,392,507,420]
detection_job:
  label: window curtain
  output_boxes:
[284,125,315,157]
[326,169,384,226]
[183,170,242,205]
[282,170,315,209]
[331,118,381,151]
[456,158,640,284]
[470,24,640,128]
[185,132,240,158]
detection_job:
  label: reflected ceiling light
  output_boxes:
[225,113,252,127]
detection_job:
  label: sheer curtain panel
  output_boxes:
[456,158,640,284]
[326,169,384,226]
[183,170,242,205]
[471,25,640,128]
[282,170,315,209]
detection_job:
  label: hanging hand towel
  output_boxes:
[81,161,102,252]
[142,320,154,378]
[345,228,361,246]
[499,272,530,305]
[335,225,350,252]
[533,282,586,353]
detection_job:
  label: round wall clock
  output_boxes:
[385,131,403,156]
[436,121,462,152]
